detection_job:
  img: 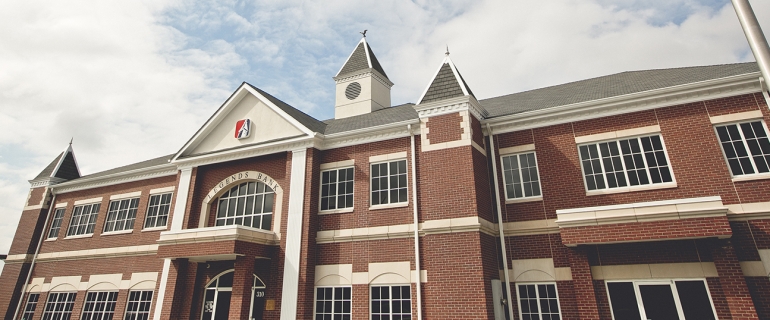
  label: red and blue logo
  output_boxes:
[235,119,251,139]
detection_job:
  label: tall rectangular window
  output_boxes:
[124,290,153,320]
[104,198,140,233]
[314,286,351,320]
[66,203,100,237]
[42,292,76,320]
[715,121,770,176]
[81,291,118,320]
[47,208,66,239]
[578,135,673,191]
[501,152,542,199]
[144,193,172,229]
[517,283,561,320]
[370,285,411,320]
[371,160,408,206]
[21,293,40,320]
[320,168,354,211]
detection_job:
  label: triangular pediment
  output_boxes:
[174,83,324,160]
[417,55,475,105]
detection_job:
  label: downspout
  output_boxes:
[486,124,515,320]
[13,191,57,320]
[408,124,423,320]
[731,0,770,107]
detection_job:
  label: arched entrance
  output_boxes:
[201,270,266,320]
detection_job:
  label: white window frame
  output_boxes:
[500,151,543,202]
[124,290,154,320]
[65,202,100,238]
[577,134,676,195]
[604,278,719,320]
[516,282,562,320]
[103,197,140,234]
[46,208,66,239]
[319,167,355,214]
[21,292,40,320]
[713,119,770,181]
[369,284,412,320]
[214,181,274,230]
[80,291,119,320]
[143,192,173,230]
[41,291,77,320]
[369,159,409,209]
[314,286,352,320]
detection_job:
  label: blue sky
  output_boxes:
[0,0,768,273]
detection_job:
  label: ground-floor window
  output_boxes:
[370,285,411,320]
[81,291,119,320]
[22,293,40,320]
[606,279,717,320]
[314,286,351,320]
[517,283,561,320]
[124,290,153,320]
[42,292,77,320]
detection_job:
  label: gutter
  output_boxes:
[731,0,770,109]
[486,124,515,319]
[13,193,56,320]
[408,124,423,320]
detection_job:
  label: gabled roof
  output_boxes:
[417,54,475,104]
[336,38,389,79]
[323,103,418,134]
[480,62,760,118]
[34,144,81,181]
[246,83,327,133]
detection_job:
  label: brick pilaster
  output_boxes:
[231,255,256,320]
[713,240,760,320]
[567,247,600,320]
[160,258,188,320]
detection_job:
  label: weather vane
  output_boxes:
[445,45,450,56]
[360,30,367,38]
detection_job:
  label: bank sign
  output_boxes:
[235,119,251,139]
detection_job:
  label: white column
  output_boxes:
[280,149,307,320]
[152,259,172,320]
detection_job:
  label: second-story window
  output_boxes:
[47,208,66,239]
[144,193,173,229]
[216,181,273,230]
[501,152,542,199]
[371,160,408,206]
[715,120,770,177]
[103,198,140,233]
[320,167,354,211]
[66,203,100,237]
[578,135,674,191]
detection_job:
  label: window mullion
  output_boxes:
[594,143,610,189]
[616,140,633,188]
[637,137,656,184]
[737,123,761,173]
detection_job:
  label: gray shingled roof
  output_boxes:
[246,83,327,133]
[419,63,475,104]
[480,62,760,118]
[34,152,63,180]
[336,41,389,79]
[34,150,80,181]
[323,103,418,134]
[76,154,174,180]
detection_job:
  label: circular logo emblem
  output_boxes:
[345,82,361,100]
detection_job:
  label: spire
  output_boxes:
[417,52,475,105]
[33,142,81,182]
[335,37,389,79]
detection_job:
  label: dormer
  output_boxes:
[333,37,393,119]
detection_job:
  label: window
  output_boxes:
[314,286,351,320]
[578,135,673,191]
[47,208,66,239]
[517,283,561,320]
[81,291,118,320]
[66,203,100,237]
[21,293,39,320]
[370,285,411,320]
[715,121,770,177]
[606,280,716,320]
[124,290,153,320]
[144,193,172,229]
[41,292,76,320]
[371,160,408,206]
[501,152,542,199]
[215,181,273,230]
[320,168,354,211]
[103,198,140,233]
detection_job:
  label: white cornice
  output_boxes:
[52,164,177,194]
[334,69,393,88]
[484,73,763,136]
[172,135,318,169]
[318,119,419,150]
[414,95,488,120]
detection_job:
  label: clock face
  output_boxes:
[345,82,362,100]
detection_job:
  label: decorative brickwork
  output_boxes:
[426,112,464,144]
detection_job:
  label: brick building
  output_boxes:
[1,36,770,320]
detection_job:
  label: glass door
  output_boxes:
[606,279,717,320]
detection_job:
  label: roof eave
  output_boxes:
[51,163,178,194]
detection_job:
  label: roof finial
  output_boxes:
[69,137,73,146]
[445,45,450,56]
[360,30,367,38]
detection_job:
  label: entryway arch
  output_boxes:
[201,269,267,320]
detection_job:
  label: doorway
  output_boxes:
[606,279,717,320]
[201,270,267,320]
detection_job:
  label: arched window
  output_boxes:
[215,181,274,230]
[201,270,267,320]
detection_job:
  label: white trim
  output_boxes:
[280,149,308,320]
[141,226,168,232]
[574,125,661,144]
[502,219,559,237]
[4,244,158,263]
[171,168,192,232]
[109,191,142,201]
[556,196,727,227]
[726,201,770,220]
[63,233,93,240]
[319,160,355,170]
[100,229,133,236]
[149,186,175,194]
[604,278,718,320]
[52,166,176,195]
[732,172,770,182]
[500,151,543,201]
[157,224,278,247]
[369,151,407,163]
[74,197,103,205]
[713,119,770,180]
[316,216,497,244]
[318,207,354,215]
[506,196,543,204]
[586,181,677,196]
[152,259,171,320]
[592,263,718,280]
[709,110,764,124]
[55,202,68,208]
[515,282,563,320]
[369,202,409,210]
[498,144,535,155]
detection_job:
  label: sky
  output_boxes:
[0,0,768,273]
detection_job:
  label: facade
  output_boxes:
[1,36,770,320]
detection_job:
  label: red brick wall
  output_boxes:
[8,208,49,255]
[560,216,732,246]
[746,277,770,320]
[426,112,463,144]
[0,263,30,320]
[470,114,485,148]
[26,187,45,207]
